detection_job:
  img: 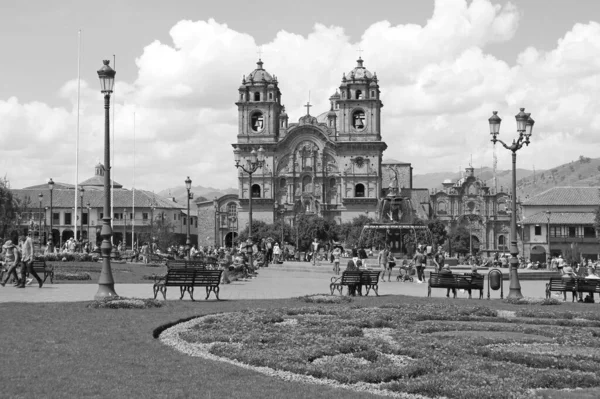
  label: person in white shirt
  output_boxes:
[273,243,281,263]
[19,233,43,288]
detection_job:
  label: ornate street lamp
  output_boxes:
[38,193,43,252]
[489,108,535,299]
[234,146,265,268]
[545,210,552,263]
[185,176,193,259]
[123,208,127,251]
[79,186,85,245]
[87,202,91,248]
[48,178,54,252]
[95,59,117,299]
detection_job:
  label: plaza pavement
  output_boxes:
[0,266,551,303]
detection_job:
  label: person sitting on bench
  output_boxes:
[439,264,456,298]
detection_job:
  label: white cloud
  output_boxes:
[1,0,600,191]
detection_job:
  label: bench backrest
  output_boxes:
[429,273,484,288]
[340,271,362,284]
[548,277,577,290]
[574,278,600,291]
[166,260,207,270]
[165,269,197,284]
[429,273,457,286]
[31,260,46,269]
[360,271,381,284]
[195,270,223,285]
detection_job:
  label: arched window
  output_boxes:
[355,90,363,99]
[269,92,273,100]
[355,183,365,198]
[498,235,507,251]
[240,93,244,100]
[498,202,507,214]
[251,184,261,198]
[370,90,375,98]
[251,112,264,132]
[227,203,237,227]
[302,176,312,192]
[437,201,447,214]
[352,110,365,130]
[342,91,346,99]
[280,178,286,190]
[253,92,260,101]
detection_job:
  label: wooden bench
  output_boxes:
[360,270,381,296]
[153,268,223,301]
[31,260,54,284]
[330,271,363,296]
[545,278,577,302]
[574,278,600,301]
[428,273,484,299]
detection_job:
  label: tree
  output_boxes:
[0,177,25,241]
[294,214,340,250]
[447,226,472,255]
[338,215,375,248]
[427,218,447,250]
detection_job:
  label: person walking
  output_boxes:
[311,238,320,265]
[273,242,281,264]
[358,246,368,269]
[412,246,427,283]
[332,245,342,275]
[378,247,389,281]
[1,240,22,287]
[19,233,43,288]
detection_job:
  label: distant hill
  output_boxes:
[413,156,600,201]
[158,185,237,205]
[515,156,600,201]
[413,167,537,192]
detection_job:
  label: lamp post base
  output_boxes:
[95,284,118,300]
[507,258,523,299]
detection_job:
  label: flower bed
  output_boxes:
[54,271,91,281]
[161,303,600,398]
[87,296,164,309]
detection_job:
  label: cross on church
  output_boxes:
[304,101,312,115]
[357,47,364,58]
[257,47,263,59]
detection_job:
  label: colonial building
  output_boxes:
[520,187,599,262]
[196,194,239,248]
[233,57,389,230]
[12,163,198,248]
[430,166,513,256]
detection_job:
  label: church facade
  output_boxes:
[233,58,391,230]
[430,167,513,256]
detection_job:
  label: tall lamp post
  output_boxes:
[48,178,54,252]
[545,210,552,264]
[233,146,265,268]
[489,108,535,299]
[38,193,43,252]
[123,208,127,250]
[79,187,85,245]
[95,59,117,299]
[185,176,193,259]
[87,202,91,248]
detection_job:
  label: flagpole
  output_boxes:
[132,111,136,249]
[74,29,82,243]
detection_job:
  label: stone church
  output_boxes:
[232,57,396,231]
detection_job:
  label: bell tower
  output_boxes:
[336,57,383,142]
[236,59,284,144]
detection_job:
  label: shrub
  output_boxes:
[54,271,91,280]
[87,296,164,309]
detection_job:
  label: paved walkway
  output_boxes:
[0,268,550,303]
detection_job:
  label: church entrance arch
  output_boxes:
[530,245,546,264]
[225,232,238,248]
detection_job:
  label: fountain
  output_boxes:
[359,165,431,256]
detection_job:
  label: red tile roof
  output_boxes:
[11,188,185,210]
[522,212,596,225]
[523,187,600,206]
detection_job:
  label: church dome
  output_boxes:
[347,57,373,80]
[329,90,341,100]
[247,59,274,83]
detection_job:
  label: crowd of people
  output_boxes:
[0,233,44,288]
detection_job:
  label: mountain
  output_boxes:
[157,185,237,205]
[413,156,600,200]
[515,156,600,201]
[412,167,537,192]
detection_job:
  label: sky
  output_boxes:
[1,0,600,191]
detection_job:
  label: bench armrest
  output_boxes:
[331,276,341,284]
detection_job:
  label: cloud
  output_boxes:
[1,0,599,191]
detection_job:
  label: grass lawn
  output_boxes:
[1,295,599,398]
